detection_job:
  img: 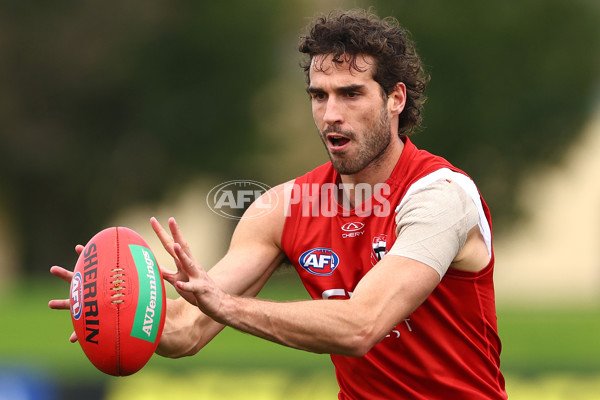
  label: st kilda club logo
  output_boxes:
[371,234,388,266]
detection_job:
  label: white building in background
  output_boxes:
[494,105,600,306]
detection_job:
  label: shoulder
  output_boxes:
[394,168,492,260]
[241,180,293,220]
[395,178,477,231]
[390,178,481,278]
[229,181,293,250]
[396,168,480,211]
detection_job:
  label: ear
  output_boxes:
[387,82,407,116]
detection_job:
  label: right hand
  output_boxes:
[150,216,204,307]
[48,244,84,343]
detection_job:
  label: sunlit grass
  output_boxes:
[1,275,599,399]
[104,370,600,400]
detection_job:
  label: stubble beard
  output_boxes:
[321,107,392,175]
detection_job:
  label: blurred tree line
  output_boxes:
[375,0,600,227]
[0,0,297,273]
[0,0,598,274]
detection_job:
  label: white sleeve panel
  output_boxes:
[395,168,492,256]
[387,177,482,279]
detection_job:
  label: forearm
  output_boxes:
[212,257,440,358]
[156,297,225,358]
[157,250,283,358]
[217,295,381,357]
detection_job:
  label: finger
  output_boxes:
[151,217,177,259]
[174,243,199,278]
[160,270,180,286]
[160,268,179,287]
[75,244,84,255]
[168,217,192,257]
[69,331,79,343]
[48,299,70,310]
[50,266,74,284]
[176,280,198,293]
[158,262,177,276]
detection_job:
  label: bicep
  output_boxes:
[208,182,289,297]
[349,254,440,341]
[208,242,285,298]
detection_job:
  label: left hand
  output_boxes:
[48,244,86,343]
[151,217,228,321]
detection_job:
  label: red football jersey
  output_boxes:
[281,137,507,399]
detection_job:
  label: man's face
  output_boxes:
[308,54,394,175]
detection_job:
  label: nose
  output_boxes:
[323,96,344,126]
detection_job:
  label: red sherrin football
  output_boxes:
[69,227,166,376]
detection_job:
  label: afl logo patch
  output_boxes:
[70,272,84,320]
[299,248,340,276]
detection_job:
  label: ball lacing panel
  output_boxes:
[111,267,126,304]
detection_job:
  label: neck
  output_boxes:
[338,135,404,208]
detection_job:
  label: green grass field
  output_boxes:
[1,273,599,399]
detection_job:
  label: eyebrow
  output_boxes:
[306,84,366,95]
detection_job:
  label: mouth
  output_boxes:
[326,134,351,150]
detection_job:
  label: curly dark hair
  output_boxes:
[299,9,429,134]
